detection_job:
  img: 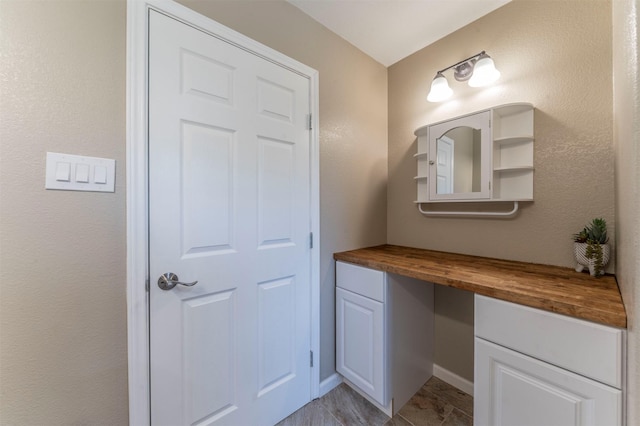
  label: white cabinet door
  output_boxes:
[336,287,386,405]
[475,338,622,426]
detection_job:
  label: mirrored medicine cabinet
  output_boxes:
[414,103,534,216]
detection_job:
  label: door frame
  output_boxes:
[126,1,320,424]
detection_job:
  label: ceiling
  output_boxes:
[287,0,512,67]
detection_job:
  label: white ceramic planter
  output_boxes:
[574,242,610,276]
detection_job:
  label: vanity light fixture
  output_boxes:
[426,72,453,102]
[427,51,501,102]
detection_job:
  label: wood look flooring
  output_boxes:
[277,377,473,426]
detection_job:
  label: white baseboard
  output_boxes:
[319,373,343,397]
[320,367,472,401]
[433,364,474,396]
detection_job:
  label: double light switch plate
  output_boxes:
[45,152,116,192]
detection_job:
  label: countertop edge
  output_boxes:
[334,245,627,329]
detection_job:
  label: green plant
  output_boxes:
[573,217,608,244]
[585,241,605,277]
[573,218,609,277]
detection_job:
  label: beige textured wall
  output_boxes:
[0,0,129,424]
[612,0,640,423]
[388,0,613,381]
[175,0,388,384]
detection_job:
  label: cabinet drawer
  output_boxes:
[475,295,624,389]
[336,261,385,302]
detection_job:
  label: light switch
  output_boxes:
[45,152,115,192]
[55,162,71,182]
[94,165,107,184]
[75,164,90,183]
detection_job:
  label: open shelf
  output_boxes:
[494,136,534,146]
[492,168,533,200]
[492,104,534,202]
[494,166,535,172]
[492,104,534,141]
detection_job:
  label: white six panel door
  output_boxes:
[149,11,312,426]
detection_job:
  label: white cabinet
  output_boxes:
[336,261,434,416]
[415,103,534,205]
[474,295,624,426]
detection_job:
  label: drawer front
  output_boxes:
[475,295,623,389]
[336,261,385,302]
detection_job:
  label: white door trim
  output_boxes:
[126,1,320,424]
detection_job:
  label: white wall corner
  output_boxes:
[319,373,343,397]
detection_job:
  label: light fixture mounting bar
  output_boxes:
[436,50,486,75]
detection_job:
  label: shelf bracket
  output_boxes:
[417,201,519,218]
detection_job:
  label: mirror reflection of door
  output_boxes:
[436,136,454,194]
[436,127,482,194]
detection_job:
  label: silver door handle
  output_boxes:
[157,272,198,291]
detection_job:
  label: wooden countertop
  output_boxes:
[334,245,626,328]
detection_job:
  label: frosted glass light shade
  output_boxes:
[427,73,452,102]
[468,53,501,87]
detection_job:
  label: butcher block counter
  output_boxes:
[334,244,626,328]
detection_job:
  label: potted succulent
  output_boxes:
[573,218,610,277]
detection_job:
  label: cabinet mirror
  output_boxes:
[435,127,482,194]
[428,111,491,201]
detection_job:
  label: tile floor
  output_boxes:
[277,377,473,426]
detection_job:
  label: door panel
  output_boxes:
[181,49,235,105]
[149,10,311,426]
[183,291,237,425]
[257,276,296,395]
[257,78,295,122]
[257,137,295,247]
[181,122,235,255]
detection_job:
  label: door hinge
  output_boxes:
[145,278,150,292]
[310,350,314,367]
[310,232,314,249]
[489,180,491,190]
[307,114,312,131]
